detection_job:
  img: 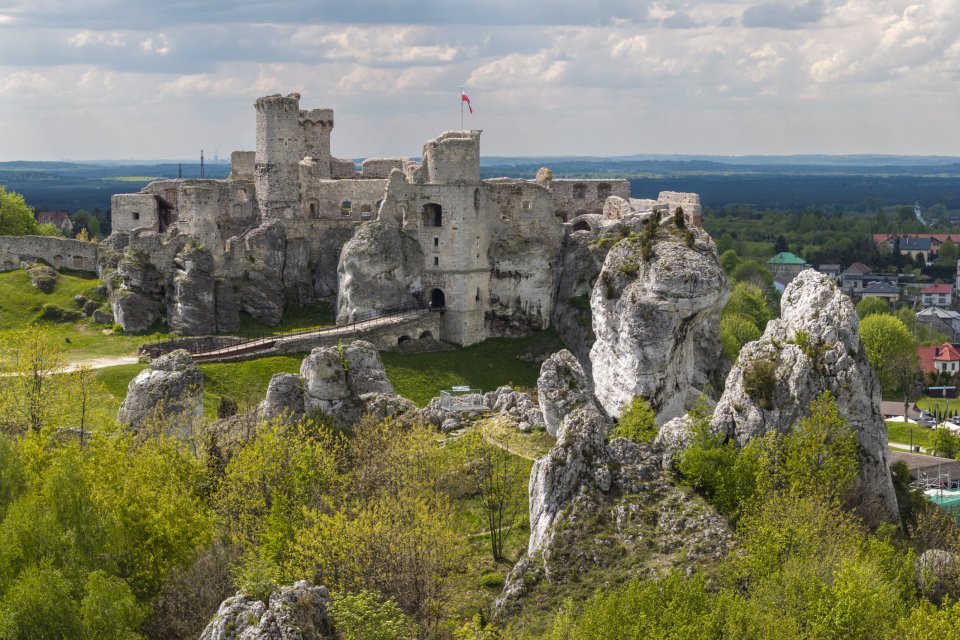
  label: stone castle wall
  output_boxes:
[0,235,98,273]
[550,179,630,220]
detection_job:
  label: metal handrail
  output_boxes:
[190,300,433,360]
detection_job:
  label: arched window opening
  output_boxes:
[309,202,317,217]
[422,203,443,227]
[572,183,586,199]
[572,220,591,232]
[597,182,612,200]
[419,331,434,340]
[397,335,411,344]
[430,288,446,309]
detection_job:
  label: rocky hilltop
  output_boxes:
[708,269,899,524]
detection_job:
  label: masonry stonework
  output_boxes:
[100,91,703,346]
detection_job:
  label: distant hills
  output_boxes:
[2,156,960,214]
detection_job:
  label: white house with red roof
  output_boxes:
[921,283,953,308]
[919,342,960,374]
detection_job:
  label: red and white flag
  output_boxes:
[461,90,473,114]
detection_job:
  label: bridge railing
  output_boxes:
[189,300,433,360]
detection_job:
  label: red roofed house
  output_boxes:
[873,233,960,257]
[921,284,953,308]
[35,211,74,234]
[919,343,960,374]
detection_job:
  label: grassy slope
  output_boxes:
[0,269,169,360]
[886,420,934,448]
[382,331,563,406]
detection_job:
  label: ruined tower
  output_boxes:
[300,108,334,178]
[255,93,303,219]
[417,131,491,345]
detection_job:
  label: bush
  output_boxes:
[33,303,83,323]
[743,358,777,410]
[478,571,506,589]
[329,590,418,640]
[612,396,657,444]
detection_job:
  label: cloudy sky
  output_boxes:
[0,0,957,160]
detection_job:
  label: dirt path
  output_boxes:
[60,355,141,372]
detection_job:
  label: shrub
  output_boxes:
[33,303,83,323]
[478,571,506,589]
[329,590,418,640]
[612,396,658,444]
[743,358,777,410]
[674,206,687,229]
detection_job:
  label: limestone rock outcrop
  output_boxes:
[27,264,57,293]
[485,386,545,432]
[225,220,287,326]
[590,216,728,423]
[528,405,611,554]
[117,349,203,432]
[169,243,216,335]
[497,404,732,620]
[710,269,899,525]
[111,289,162,333]
[537,350,594,437]
[249,341,413,427]
[335,221,424,324]
[916,549,960,604]
[199,581,333,640]
[258,373,306,421]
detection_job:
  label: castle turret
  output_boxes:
[422,131,481,185]
[301,108,334,179]
[255,93,303,218]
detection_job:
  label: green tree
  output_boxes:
[860,314,917,397]
[0,187,38,236]
[0,563,82,640]
[468,432,525,561]
[720,313,762,362]
[856,297,890,319]
[36,222,63,237]
[931,428,959,459]
[612,396,658,444]
[731,260,774,289]
[724,282,772,332]
[938,239,959,267]
[80,571,146,640]
[328,590,418,640]
[720,249,740,274]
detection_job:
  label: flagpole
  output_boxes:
[460,86,464,131]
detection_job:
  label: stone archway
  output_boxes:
[430,288,446,309]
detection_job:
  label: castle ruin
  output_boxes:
[104,92,703,345]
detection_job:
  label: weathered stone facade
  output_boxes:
[104,91,703,347]
[0,235,98,273]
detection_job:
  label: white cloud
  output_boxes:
[69,30,125,48]
[140,33,170,55]
[0,70,51,93]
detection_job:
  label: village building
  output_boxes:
[921,283,953,308]
[35,210,74,234]
[917,307,960,341]
[859,281,900,305]
[766,252,810,284]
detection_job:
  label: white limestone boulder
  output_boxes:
[710,269,899,525]
[590,220,728,423]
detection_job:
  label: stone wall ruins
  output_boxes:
[0,235,98,273]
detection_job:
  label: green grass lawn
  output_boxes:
[915,396,960,418]
[234,299,334,338]
[95,355,307,418]
[0,269,170,360]
[886,420,934,449]
[382,330,563,406]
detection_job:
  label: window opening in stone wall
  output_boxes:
[430,288,446,308]
[597,183,612,200]
[572,183,586,199]
[309,202,317,217]
[132,212,140,220]
[433,256,439,266]
[434,237,439,247]
[474,188,480,211]
[475,287,480,302]
[572,220,590,232]
[422,203,443,227]
[521,199,531,211]
[341,200,352,216]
